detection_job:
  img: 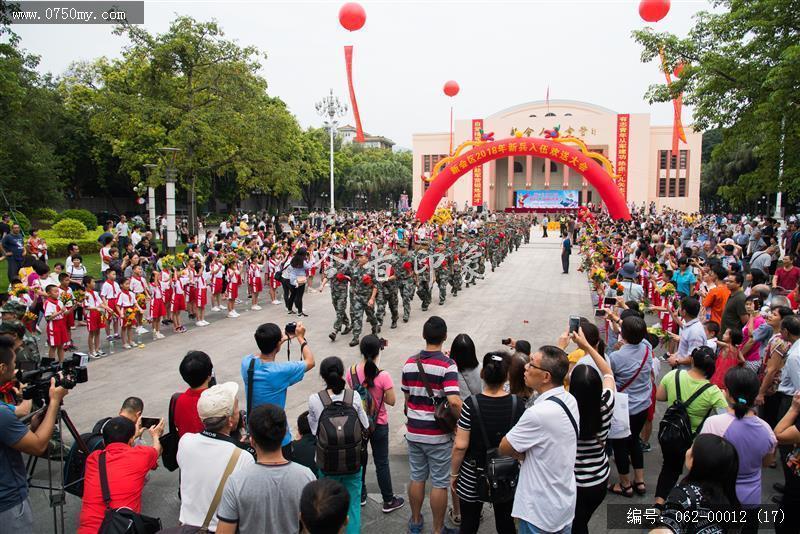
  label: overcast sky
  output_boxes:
[14,0,709,149]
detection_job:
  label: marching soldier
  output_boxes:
[433,242,450,306]
[449,239,463,297]
[348,247,378,347]
[327,247,351,342]
[394,241,416,323]
[375,250,400,331]
[415,240,433,311]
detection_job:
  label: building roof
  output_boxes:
[338,125,395,147]
[487,99,619,119]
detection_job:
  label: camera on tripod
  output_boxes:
[16,353,88,404]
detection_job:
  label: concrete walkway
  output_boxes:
[27,235,783,533]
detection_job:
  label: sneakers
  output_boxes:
[251,305,262,311]
[228,311,240,318]
[136,326,149,334]
[153,332,166,340]
[382,496,405,513]
[122,343,132,349]
[329,332,337,342]
[175,326,187,333]
[287,310,295,315]
[196,321,206,327]
[96,349,107,356]
[349,338,359,347]
[640,440,652,453]
[271,300,281,305]
[407,517,424,534]
[211,306,220,312]
[89,352,102,360]
[361,489,367,506]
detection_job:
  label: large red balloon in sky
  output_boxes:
[639,0,671,22]
[443,80,460,97]
[339,3,366,31]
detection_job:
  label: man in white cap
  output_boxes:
[177,382,254,531]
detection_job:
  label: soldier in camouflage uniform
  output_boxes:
[415,240,433,311]
[327,247,351,342]
[374,250,400,331]
[348,248,379,347]
[394,241,416,322]
[514,221,523,250]
[449,239,463,296]
[433,242,450,306]
[523,216,531,244]
[487,231,499,272]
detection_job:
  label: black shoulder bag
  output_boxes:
[416,355,457,432]
[471,395,520,503]
[97,452,161,534]
[158,392,182,472]
[548,396,579,438]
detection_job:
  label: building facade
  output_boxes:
[339,124,396,150]
[412,100,702,213]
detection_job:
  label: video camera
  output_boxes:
[16,353,88,404]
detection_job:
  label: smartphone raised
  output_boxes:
[569,315,581,333]
[603,297,617,306]
[594,309,607,317]
[140,417,161,429]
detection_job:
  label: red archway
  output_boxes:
[416,137,631,221]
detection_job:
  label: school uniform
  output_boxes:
[84,290,106,331]
[44,297,68,347]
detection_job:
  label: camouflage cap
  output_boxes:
[0,320,25,338]
[0,302,25,318]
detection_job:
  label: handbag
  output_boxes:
[296,275,307,286]
[416,356,457,433]
[158,448,242,533]
[471,395,520,503]
[97,452,161,534]
[609,346,650,440]
[159,392,182,472]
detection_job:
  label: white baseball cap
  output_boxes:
[197,382,239,419]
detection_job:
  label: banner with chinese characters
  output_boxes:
[615,114,630,199]
[471,119,483,206]
[515,190,579,209]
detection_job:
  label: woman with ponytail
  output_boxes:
[344,335,405,513]
[701,367,776,532]
[307,356,370,534]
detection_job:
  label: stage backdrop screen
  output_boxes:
[515,190,579,209]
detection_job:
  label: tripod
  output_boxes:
[25,404,89,534]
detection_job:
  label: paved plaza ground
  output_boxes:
[27,235,782,533]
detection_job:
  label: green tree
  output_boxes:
[632,0,799,207]
[80,17,303,232]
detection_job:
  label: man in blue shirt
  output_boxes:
[561,235,572,274]
[0,337,68,531]
[241,322,315,458]
[1,223,24,282]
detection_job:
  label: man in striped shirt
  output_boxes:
[401,316,462,534]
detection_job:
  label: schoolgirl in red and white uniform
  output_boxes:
[116,279,139,349]
[267,253,282,305]
[43,288,68,362]
[210,257,224,311]
[100,272,121,339]
[83,276,107,357]
[159,266,173,313]
[193,263,209,326]
[148,272,166,340]
[225,260,241,318]
[185,261,198,318]
[171,272,187,333]
[248,257,263,310]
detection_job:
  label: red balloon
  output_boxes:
[443,80,459,97]
[339,3,366,31]
[639,0,670,22]
[673,62,685,78]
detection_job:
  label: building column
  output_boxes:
[507,156,514,209]
[544,158,551,189]
[525,155,532,188]
[147,186,157,232]
[582,176,588,205]
[563,166,570,189]
[488,160,496,212]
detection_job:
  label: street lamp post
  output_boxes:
[315,89,348,215]
[143,163,158,233]
[159,147,181,254]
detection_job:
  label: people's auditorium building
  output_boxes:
[412,99,702,213]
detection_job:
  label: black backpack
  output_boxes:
[658,370,713,456]
[315,389,363,475]
[63,417,109,497]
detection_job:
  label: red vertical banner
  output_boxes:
[344,45,365,143]
[615,114,630,199]
[471,119,483,206]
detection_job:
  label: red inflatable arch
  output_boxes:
[416,137,631,222]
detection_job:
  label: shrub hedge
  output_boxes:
[52,218,87,239]
[40,227,102,257]
[55,209,98,231]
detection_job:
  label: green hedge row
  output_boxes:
[39,227,103,257]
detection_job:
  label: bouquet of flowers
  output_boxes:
[161,255,176,270]
[175,253,188,266]
[59,292,74,307]
[222,254,239,267]
[647,325,671,341]
[657,283,676,297]
[123,307,137,327]
[22,311,36,323]
[590,267,607,284]
[72,289,86,304]
[136,293,147,308]
[10,284,28,298]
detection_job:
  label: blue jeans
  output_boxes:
[362,423,394,502]
[518,519,572,534]
[321,471,361,534]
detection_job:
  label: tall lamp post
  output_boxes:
[315,89,348,214]
[143,163,158,233]
[159,147,181,254]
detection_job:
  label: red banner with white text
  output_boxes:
[615,114,630,199]
[472,119,483,206]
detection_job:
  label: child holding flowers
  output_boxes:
[148,271,166,340]
[83,276,110,358]
[116,277,145,349]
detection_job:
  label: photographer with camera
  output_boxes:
[0,336,68,532]
[241,322,315,459]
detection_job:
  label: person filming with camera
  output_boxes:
[0,337,69,532]
[241,321,315,459]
